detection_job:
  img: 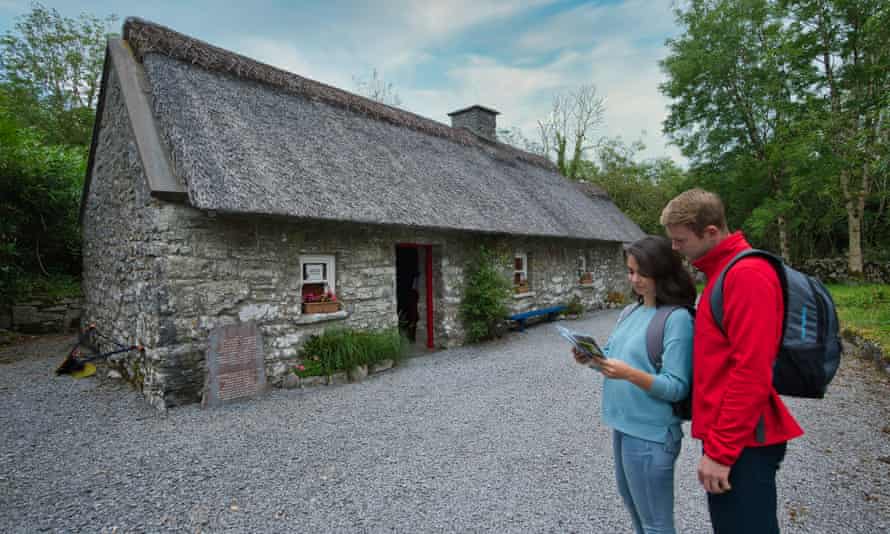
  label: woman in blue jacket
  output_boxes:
[574,236,696,534]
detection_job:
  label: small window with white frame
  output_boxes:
[300,254,336,299]
[514,252,529,292]
[578,253,593,284]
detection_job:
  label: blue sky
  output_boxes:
[1,0,684,162]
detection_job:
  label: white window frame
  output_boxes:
[577,254,588,277]
[514,252,528,286]
[300,254,336,294]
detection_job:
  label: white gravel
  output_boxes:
[1,310,888,533]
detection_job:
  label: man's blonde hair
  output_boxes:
[660,188,728,237]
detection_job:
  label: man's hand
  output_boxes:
[698,454,732,494]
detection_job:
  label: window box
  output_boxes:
[514,281,530,294]
[579,272,593,285]
[302,301,340,314]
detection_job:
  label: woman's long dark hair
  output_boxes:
[625,236,696,308]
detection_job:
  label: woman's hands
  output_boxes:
[571,349,654,392]
[572,348,603,368]
[598,359,634,380]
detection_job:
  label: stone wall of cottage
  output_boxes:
[81,71,167,408]
[82,67,632,410]
[497,238,629,317]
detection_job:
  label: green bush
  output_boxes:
[296,327,406,376]
[460,246,511,343]
[566,295,584,316]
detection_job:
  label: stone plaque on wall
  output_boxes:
[204,321,267,407]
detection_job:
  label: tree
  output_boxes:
[0,2,117,146]
[661,0,809,261]
[783,0,890,273]
[661,0,890,269]
[537,84,606,180]
[352,68,402,108]
[0,95,85,300]
[579,137,687,235]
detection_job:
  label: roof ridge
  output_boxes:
[122,17,555,171]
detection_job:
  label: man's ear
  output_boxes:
[704,225,721,239]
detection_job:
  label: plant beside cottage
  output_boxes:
[292,327,406,380]
[605,291,627,308]
[565,295,585,318]
[460,246,511,343]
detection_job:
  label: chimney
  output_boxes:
[447,105,500,141]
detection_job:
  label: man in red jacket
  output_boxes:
[661,189,803,534]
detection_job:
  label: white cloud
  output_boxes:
[238,37,354,89]
[402,0,553,39]
[518,0,677,52]
[0,0,25,11]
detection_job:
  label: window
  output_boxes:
[514,252,528,289]
[300,255,336,298]
[578,253,593,284]
[577,254,587,276]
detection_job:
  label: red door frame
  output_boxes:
[396,243,434,348]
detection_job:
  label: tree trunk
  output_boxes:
[777,214,790,264]
[845,194,864,275]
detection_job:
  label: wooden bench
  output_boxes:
[507,305,567,332]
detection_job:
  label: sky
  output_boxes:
[0,0,685,163]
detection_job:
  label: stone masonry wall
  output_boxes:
[82,65,632,410]
[2,297,82,334]
[99,199,631,410]
[501,238,628,317]
[81,70,165,407]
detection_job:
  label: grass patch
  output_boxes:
[827,284,890,358]
[295,327,407,377]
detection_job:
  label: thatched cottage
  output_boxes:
[80,18,644,409]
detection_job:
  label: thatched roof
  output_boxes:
[87,18,644,243]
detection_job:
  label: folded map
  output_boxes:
[555,324,605,359]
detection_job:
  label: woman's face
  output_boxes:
[626,254,656,302]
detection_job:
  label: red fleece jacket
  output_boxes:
[692,232,803,466]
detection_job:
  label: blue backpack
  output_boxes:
[710,249,842,399]
[617,304,693,420]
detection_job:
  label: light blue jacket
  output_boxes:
[599,305,694,444]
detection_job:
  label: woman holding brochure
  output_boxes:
[573,236,695,534]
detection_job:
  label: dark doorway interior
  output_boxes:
[396,246,420,342]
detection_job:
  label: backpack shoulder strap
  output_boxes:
[647,305,684,371]
[617,303,641,325]
[710,249,785,336]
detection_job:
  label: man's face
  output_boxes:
[665,224,715,261]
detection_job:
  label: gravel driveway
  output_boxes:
[1,310,888,533]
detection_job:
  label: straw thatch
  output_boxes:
[104,18,644,243]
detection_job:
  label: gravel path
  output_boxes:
[1,310,888,533]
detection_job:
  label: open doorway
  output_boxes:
[395,244,434,349]
[396,246,419,343]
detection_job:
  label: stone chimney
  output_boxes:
[447,105,500,141]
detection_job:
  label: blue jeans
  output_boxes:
[613,430,681,534]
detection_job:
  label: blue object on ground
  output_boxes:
[508,305,567,332]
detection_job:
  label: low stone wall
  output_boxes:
[0,296,82,334]
[801,258,890,284]
[842,330,889,375]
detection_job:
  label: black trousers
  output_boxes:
[707,442,787,534]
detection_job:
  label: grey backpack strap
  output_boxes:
[710,249,783,336]
[647,305,682,371]
[617,303,641,325]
